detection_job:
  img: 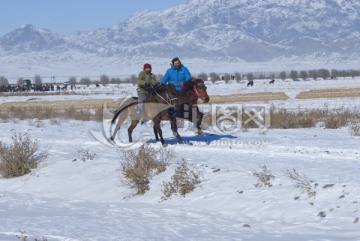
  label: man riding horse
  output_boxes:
[110,59,210,145]
[161,57,192,122]
[136,63,158,123]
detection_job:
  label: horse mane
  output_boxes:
[182,78,204,92]
[192,78,204,84]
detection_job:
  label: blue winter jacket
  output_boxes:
[161,65,192,91]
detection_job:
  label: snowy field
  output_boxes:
[0,78,360,240]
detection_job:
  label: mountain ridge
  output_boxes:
[1,0,360,64]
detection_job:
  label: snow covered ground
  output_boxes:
[0,78,360,240]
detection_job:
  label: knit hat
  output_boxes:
[143,63,152,70]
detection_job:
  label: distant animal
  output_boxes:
[269,79,275,84]
[110,83,182,145]
[247,80,254,87]
[61,84,68,90]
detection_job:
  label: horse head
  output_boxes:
[183,78,210,103]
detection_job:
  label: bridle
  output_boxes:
[192,82,207,98]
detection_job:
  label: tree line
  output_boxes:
[1,68,360,87]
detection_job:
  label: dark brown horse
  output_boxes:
[149,78,210,137]
[175,78,210,134]
[110,83,182,145]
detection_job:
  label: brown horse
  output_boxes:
[175,78,210,134]
[149,78,210,138]
[110,83,182,145]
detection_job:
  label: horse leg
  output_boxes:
[153,125,160,142]
[195,109,204,134]
[128,119,139,142]
[170,117,183,142]
[110,109,128,141]
[153,119,165,145]
[190,105,204,134]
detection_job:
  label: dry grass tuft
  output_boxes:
[0,132,47,178]
[0,105,105,122]
[77,147,97,162]
[270,110,317,129]
[348,121,360,136]
[253,164,275,187]
[16,230,48,241]
[286,168,317,199]
[162,159,201,200]
[120,144,174,195]
[270,108,360,129]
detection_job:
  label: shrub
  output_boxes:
[253,164,275,187]
[120,144,174,195]
[77,147,96,162]
[16,230,48,241]
[0,132,47,178]
[323,110,351,129]
[270,110,316,129]
[162,160,201,200]
[286,168,316,198]
[349,121,360,136]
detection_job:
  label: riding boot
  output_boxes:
[168,107,177,121]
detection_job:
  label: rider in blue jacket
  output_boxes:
[161,57,192,92]
[161,57,192,129]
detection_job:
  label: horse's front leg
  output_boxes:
[153,125,160,142]
[191,105,204,134]
[153,119,165,145]
[170,117,183,142]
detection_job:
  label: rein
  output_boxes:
[155,91,178,107]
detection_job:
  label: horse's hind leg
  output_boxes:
[128,119,139,142]
[111,110,128,141]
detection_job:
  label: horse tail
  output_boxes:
[111,97,138,124]
[111,106,126,124]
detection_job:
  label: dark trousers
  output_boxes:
[168,90,180,119]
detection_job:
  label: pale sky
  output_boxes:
[0,0,188,37]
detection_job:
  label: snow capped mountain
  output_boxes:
[0,0,360,72]
[0,24,65,53]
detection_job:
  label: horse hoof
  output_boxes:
[196,130,203,135]
[108,138,116,145]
